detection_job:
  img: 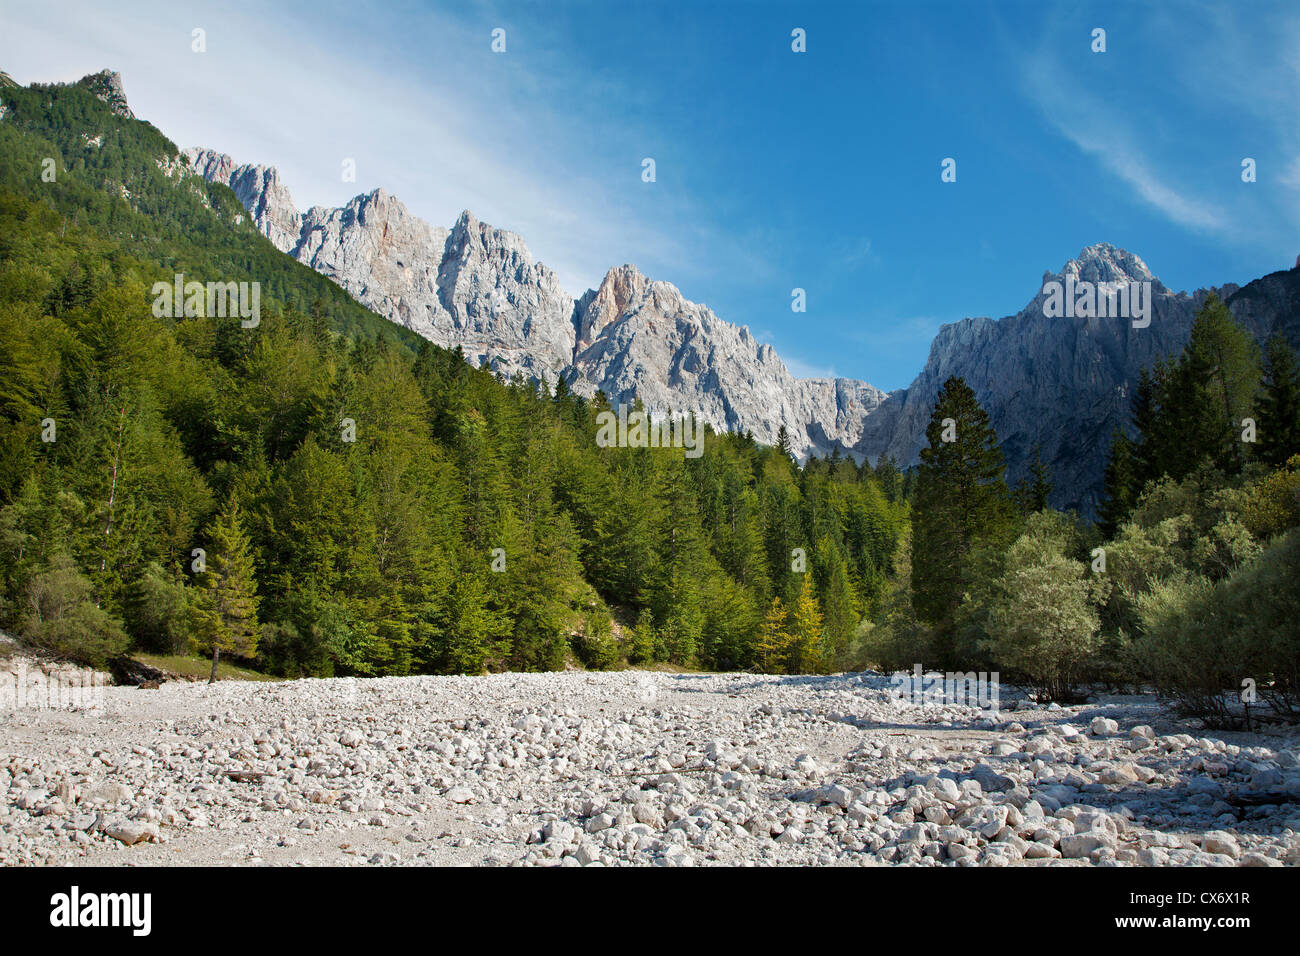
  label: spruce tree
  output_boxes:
[1168,294,1260,475]
[1130,364,1167,488]
[1256,335,1300,467]
[1098,427,1136,537]
[775,424,794,463]
[912,377,1013,648]
[1013,442,1053,514]
[194,497,260,682]
[874,454,901,503]
[814,537,855,666]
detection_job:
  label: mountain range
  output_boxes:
[91,72,1300,513]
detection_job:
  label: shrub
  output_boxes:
[19,557,128,666]
[575,611,620,670]
[1130,529,1300,725]
[1238,454,1300,540]
[983,528,1100,701]
[124,562,193,654]
[625,609,657,665]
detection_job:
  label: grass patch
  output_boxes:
[132,652,281,682]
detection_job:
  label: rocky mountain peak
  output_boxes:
[1052,242,1157,286]
[448,209,540,266]
[77,69,133,119]
[184,147,302,250]
[576,264,649,349]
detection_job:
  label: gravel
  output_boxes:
[3,666,1299,867]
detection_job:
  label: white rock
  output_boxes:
[1202,831,1240,859]
[1089,717,1120,736]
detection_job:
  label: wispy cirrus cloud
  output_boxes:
[1020,49,1226,235]
[0,0,769,299]
[1019,5,1300,246]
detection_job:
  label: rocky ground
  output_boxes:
[2,665,1299,867]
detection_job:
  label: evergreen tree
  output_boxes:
[1167,294,1260,476]
[788,573,825,673]
[813,536,856,666]
[775,424,794,463]
[874,454,902,503]
[1098,427,1136,537]
[1013,442,1053,514]
[193,497,260,682]
[1124,298,1261,493]
[1256,334,1300,467]
[912,377,1013,652]
[1130,364,1170,488]
[440,574,506,674]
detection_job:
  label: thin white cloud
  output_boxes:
[782,355,838,380]
[0,0,765,298]
[1019,6,1300,247]
[1021,50,1225,234]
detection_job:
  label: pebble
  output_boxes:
[2,665,1297,868]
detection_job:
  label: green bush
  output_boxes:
[852,532,937,672]
[1239,455,1300,540]
[19,557,128,666]
[1130,529,1300,725]
[982,525,1100,701]
[124,561,193,654]
[575,611,620,670]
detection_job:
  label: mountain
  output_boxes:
[854,244,1300,513]
[566,262,889,451]
[0,70,417,351]
[76,69,133,119]
[184,148,890,458]
[0,70,911,681]
[183,141,1300,515]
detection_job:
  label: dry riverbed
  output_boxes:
[3,666,1299,867]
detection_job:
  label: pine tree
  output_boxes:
[1256,335,1300,467]
[441,574,506,674]
[1098,427,1136,537]
[775,424,794,463]
[813,537,855,667]
[1130,363,1170,489]
[788,573,826,673]
[1013,442,1053,514]
[874,454,901,503]
[1126,298,1261,486]
[912,377,1013,648]
[1168,294,1260,475]
[754,596,792,673]
[900,466,916,502]
[193,497,260,682]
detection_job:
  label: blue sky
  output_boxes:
[3,0,1299,390]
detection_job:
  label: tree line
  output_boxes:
[860,293,1300,725]
[2,73,1297,724]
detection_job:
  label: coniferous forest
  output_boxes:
[2,75,1299,727]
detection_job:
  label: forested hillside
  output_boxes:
[860,293,1300,724]
[2,74,1298,728]
[0,77,906,678]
